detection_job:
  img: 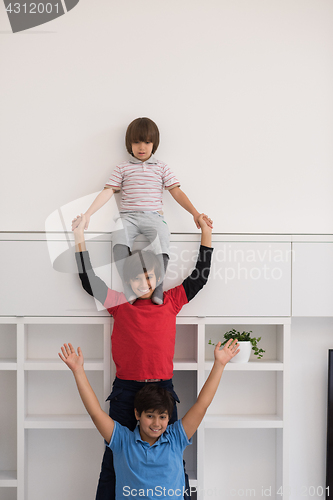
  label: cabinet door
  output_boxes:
[0,241,111,316]
[292,243,333,316]
[164,241,291,316]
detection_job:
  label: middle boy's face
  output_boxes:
[129,269,158,299]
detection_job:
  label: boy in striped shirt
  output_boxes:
[72,117,212,305]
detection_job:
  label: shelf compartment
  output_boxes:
[26,429,104,500]
[0,324,16,363]
[25,370,104,417]
[0,470,17,487]
[206,370,281,416]
[24,323,105,363]
[173,370,197,481]
[0,372,17,477]
[205,324,285,364]
[174,324,197,363]
[204,428,281,497]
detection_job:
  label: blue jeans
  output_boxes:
[95,377,191,500]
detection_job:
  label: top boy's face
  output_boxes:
[129,269,158,299]
[131,141,153,162]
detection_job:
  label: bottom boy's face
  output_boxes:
[135,409,169,444]
[129,269,158,299]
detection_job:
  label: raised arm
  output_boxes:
[58,343,114,443]
[72,187,115,230]
[73,215,109,304]
[182,339,240,440]
[182,214,213,302]
[169,186,213,229]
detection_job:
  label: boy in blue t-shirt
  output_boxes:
[58,339,240,499]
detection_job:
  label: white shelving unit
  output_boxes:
[1,315,290,500]
[0,317,112,500]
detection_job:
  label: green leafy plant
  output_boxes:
[208,329,265,360]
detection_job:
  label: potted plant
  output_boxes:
[208,329,265,363]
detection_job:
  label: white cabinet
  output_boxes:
[0,234,291,317]
[165,241,292,316]
[0,317,111,500]
[197,317,290,499]
[0,238,111,316]
[292,242,333,316]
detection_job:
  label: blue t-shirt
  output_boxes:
[108,419,192,499]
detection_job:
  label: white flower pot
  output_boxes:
[229,341,252,363]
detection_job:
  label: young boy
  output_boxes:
[72,117,212,304]
[73,212,213,500]
[58,338,240,499]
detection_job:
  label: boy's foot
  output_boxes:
[152,284,164,305]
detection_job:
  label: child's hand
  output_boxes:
[72,213,88,233]
[72,213,90,231]
[214,339,240,367]
[58,343,84,372]
[197,213,213,231]
[194,213,213,230]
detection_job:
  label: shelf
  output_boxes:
[0,360,17,370]
[0,470,17,487]
[24,359,104,371]
[205,360,283,371]
[204,414,283,428]
[24,414,95,429]
[174,361,197,371]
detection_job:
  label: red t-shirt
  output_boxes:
[104,285,188,380]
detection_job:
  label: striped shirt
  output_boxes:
[105,155,180,211]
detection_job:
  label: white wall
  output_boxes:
[1,0,333,233]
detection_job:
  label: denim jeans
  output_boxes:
[95,377,191,500]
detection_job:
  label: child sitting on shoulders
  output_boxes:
[59,338,240,500]
[72,117,212,304]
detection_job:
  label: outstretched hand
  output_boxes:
[214,339,240,366]
[58,343,84,373]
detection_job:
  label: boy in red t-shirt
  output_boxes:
[74,213,213,500]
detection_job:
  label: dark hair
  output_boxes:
[134,384,174,418]
[125,117,160,155]
[123,250,162,283]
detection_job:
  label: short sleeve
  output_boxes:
[164,284,188,314]
[161,164,180,190]
[108,421,123,452]
[105,165,122,191]
[167,419,192,452]
[104,289,127,314]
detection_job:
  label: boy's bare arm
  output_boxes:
[169,186,213,229]
[58,343,114,443]
[72,187,115,230]
[198,213,212,247]
[73,214,87,252]
[182,340,239,440]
